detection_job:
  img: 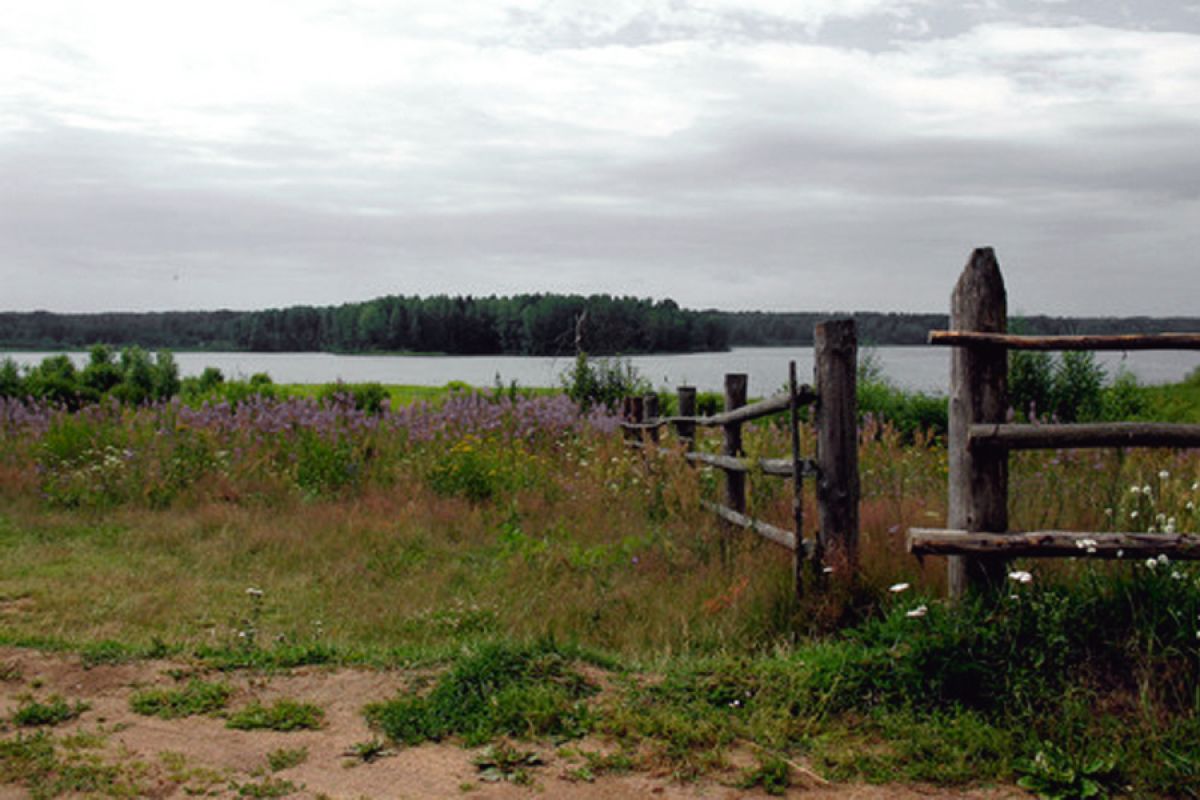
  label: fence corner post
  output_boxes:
[948,247,1009,599]
[815,319,859,579]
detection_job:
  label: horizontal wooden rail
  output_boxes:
[686,451,818,478]
[969,422,1200,450]
[909,528,1200,560]
[620,387,817,432]
[929,330,1200,351]
[704,501,815,557]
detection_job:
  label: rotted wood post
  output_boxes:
[814,320,859,577]
[723,374,748,519]
[675,386,697,450]
[947,247,1009,598]
[644,394,660,445]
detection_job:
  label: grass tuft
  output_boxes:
[130,679,232,719]
[226,698,325,732]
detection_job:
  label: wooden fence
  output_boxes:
[621,320,860,599]
[908,247,1200,597]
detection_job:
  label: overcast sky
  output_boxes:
[2,1,1198,315]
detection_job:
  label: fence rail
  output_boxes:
[913,247,1200,597]
[929,331,1200,351]
[968,422,1200,450]
[909,529,1200,560]
[620,320,859,598]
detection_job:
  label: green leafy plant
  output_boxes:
[472,742,544,785]
[738,756,792,796]
[1016,742,1119,799]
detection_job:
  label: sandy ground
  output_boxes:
[0,646,1024,799]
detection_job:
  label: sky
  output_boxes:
[2,0,1198,316]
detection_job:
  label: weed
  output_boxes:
[11,695,89,727]
[0,661,21,682]
[342,739,391,764]
[233,776,299,798]
[738,756,791,796]
[1016,742,1119,800]
[227,699,324,732]
[130,679,232,719]
[266,746,308,772]
[472,741,544,785]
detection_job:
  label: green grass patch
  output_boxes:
[265,746,308,772]
[129,679,232,719]
[11,696,89,727]
[364,640,596,747]
[226,698,324,732]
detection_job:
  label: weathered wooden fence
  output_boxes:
[908,247,1200,597]
[621,320,860,599]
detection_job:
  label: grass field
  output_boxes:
[2,385,1200,796]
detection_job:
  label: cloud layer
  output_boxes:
[2,0,1198,313]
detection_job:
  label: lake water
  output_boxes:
[5,347,1198,395]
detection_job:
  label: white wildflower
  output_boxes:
[1131,485,1142,494]
[822,566,834,574]
[1116,549,1124,559]
[1143,484,1153,496]
[246,587,264,598]
[905,605,928,619]
[1146,558,1158,569]
[1159,554,1170,566]
[888,582,911,594]
[1008,570,1033,585]
[1159,470,1171,480]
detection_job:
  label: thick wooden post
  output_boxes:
[644,394,660,445]
[676,386,696,450]
[815,320,859,577]
[723,374,748,517]
[948,247,1009,598]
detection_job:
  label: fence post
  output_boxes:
[723,374,748,521]
[644,394,660,445]
[815,320,859,577]
[947,247,1009,598]
[676,386,696,450]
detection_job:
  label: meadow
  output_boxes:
[1,362,1200,797]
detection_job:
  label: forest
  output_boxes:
[3,293,1198,355]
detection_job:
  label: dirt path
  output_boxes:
[0,647,1023,799]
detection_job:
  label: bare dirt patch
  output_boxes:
[0,646,1022,799]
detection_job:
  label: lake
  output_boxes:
[4,347,1198,395]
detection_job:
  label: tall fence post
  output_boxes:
[644,394,660,445]
[947,247,1009,598]
[723,374,748,524]
[815,320,859,577]
[675,386,696,450]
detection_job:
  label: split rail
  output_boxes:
[908,248,1200,597]
[621,320,860,599]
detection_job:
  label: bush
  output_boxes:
[562,353,649,412]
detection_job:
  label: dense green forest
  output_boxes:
[0,295,727,356]
[2,294,1197,355]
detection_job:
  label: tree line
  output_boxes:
[3,295,1198,355]
[0,295,727,356]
